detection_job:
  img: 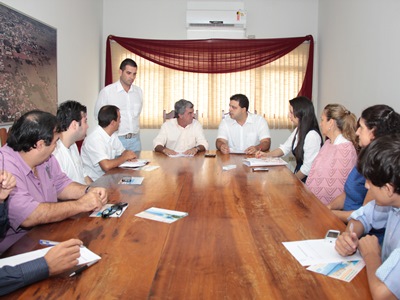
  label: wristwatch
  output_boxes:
[195,146,201,152]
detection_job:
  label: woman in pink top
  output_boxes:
[306,104,358,205]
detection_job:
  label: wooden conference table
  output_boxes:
[2,151,371,299]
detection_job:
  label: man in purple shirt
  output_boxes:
[0,110,108,254]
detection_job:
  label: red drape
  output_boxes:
[105,35,314,99]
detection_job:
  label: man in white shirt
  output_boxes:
[216,94,271,154]
[82,105,137,181]
[153,99,208,156]
[53,100,91,185]
[94,58,143,152]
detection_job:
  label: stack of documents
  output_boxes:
[243,157,288,167]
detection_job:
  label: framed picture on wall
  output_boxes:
[0,3,57,125]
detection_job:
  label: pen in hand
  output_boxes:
[39,240,60,247]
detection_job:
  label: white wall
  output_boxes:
[318,0,400,117]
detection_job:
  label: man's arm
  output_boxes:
[154,145,177,156]
[245,138,271,155]
[98,150,137,172]
[358,235,397,300]
[21,189,106,227]
[0,239,82,296]
[216,138,230,154]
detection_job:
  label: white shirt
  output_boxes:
[153,119,209,152]
[279,129,321,176]
[217,113,271,152]
[53,140,87,184]
[94,80,143,136]
[81,126,125,181]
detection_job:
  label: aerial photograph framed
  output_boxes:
[0,3,57,124]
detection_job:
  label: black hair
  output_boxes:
[119,58,137,71]
[230,94,249,111]
[358,133,400,194]
[7,110,60,152]
[361,105,400,139]
[289,96,322,164]
[57,100,87,131]
[98,105,119,128]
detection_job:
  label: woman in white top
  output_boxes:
[256,96,322,182]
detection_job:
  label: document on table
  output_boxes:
[168,153,194,158]
[243,157,288,167]
[135,207,188,224]
[282,239,363,266]
[0,246,101,267]
[119,159,149,168]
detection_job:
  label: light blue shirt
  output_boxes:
[350,201,400,298]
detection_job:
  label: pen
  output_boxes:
[39,239,60,247]
[69,260,98,277]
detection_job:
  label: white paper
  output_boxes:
[119,159,149,168]
[229,148,245,154]
[243,157,288,167]
[0,246,101,267]
[168,153,194,158]
[282,239,363,266]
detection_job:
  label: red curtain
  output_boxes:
[105,35,314,99]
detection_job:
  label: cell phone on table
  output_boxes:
[205,153,216,157]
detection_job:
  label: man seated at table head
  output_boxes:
[53,100,92,185]
[0,170,82,296]
[335,133,400,299]
[81,105,137,180]
[153,99,208,156]
[0,110,107,254]
[216,94,271,155]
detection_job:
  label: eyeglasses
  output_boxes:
[101,202,128,218]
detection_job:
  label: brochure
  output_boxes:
[307,260,365,282]
[243,157,288,167]
[135,207,188,224]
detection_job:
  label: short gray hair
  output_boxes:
[174,99,194,117]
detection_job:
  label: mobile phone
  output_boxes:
[324,230,340,243]
[205,153,216,157]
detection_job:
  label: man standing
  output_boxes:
[94,58,143,152]
[0,110,108,253]
[82,105,137,181]
[216,94,271,155]
[153,99,208,156]
[53,100,92,185]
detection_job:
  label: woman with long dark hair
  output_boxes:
[256,96,322,182]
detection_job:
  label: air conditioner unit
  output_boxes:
[187,1,246,29]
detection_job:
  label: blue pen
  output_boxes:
[39,239,60,247]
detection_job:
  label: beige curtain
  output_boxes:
[110,41,309,129]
